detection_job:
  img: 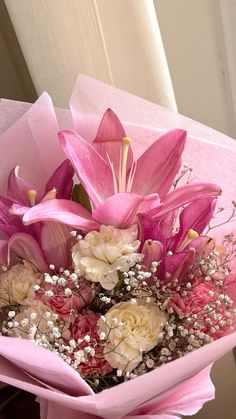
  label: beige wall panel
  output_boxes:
[96,0,177,109]
[5,0,114,107]
[219,0,236,134]
[155,0,236,137]
[5,0,176,110]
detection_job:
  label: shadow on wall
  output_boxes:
[0,1,36,102]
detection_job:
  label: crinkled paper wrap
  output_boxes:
[0,76,236,418]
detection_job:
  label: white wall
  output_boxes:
[155,0,236,138]
[4,0,177,110]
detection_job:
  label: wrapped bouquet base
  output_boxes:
[0,76,236,419]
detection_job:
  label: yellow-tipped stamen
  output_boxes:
[119,136,132,192]
[177,229,199,252]
[27,189,37,207]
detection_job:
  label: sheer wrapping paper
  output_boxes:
[0,76,235,418]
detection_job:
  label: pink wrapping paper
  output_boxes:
[0,75,236,418]
[70,76,236,236]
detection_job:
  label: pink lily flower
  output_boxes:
[0,160,75,271]
[22,110,221,231]
[139,197,217,282]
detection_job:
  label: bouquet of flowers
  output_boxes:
[0,75,236,419]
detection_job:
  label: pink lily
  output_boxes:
[0,160,75,271]
[59,112,187,206]
[139,197,217,282]
[22,110,221,231]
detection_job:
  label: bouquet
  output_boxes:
[0,75,236,419]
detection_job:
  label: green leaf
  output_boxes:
[72,184,92,212]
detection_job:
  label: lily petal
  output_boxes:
[7,165,33,206]
[45,159,75,199]
[93,109,133,176]
[159,210,177,238]
[0,196,24,236]
[186,236,215,258]
[40,222,72,269]
[59,130,114,207]
[23,199,98,231]
[132,129,186,198]
[9,203,29,216]
[138,213,166,277]
[152,183,221,218]
[170,198,217,252]
[166,249,195,283]
[142,239,163,270]
[138,214,165,247]
[93,193,160,228]
[8,233,48,272]
[94,109,126,143]
[0,224,23,239]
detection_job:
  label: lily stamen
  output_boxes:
[126,160,137,193]
[177,229,199,252]
[41,187,57,202]
[106,153,118,194]
[27,189,37,207]
[119,137,132,193]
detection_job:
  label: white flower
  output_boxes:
[64,288,72,297]
[0,262,41,308]
[98,299,167,372]
[45,290,54,297]
[72,225,142,290]
[12,300,53,339]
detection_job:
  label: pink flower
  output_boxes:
[70,310,112,376]
[170,282,214,316]
[21,109,220,231]
[139,198,217,282]
[71,310,100,340]
[169,279,235,339]
[37,278,94,320]
[0,160,75,271]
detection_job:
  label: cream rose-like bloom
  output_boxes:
[72,225,142,290]
[98,299,167,372]
[0,262,41,308]
[11,300,52,338]
[10,299,71,340]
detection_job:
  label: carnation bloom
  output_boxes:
[168,278,236,339]
[98,299,167,372]
[37,277,94,320]
[70,310,112,376]
[169,282,215,317]
[73,225,142,290]
[0,262,41,308]
[11,302,64,340]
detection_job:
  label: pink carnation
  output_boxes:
[170,282,214,316]
[169,279,232,339]
[70,310,112,376]
[37,278,94,320]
